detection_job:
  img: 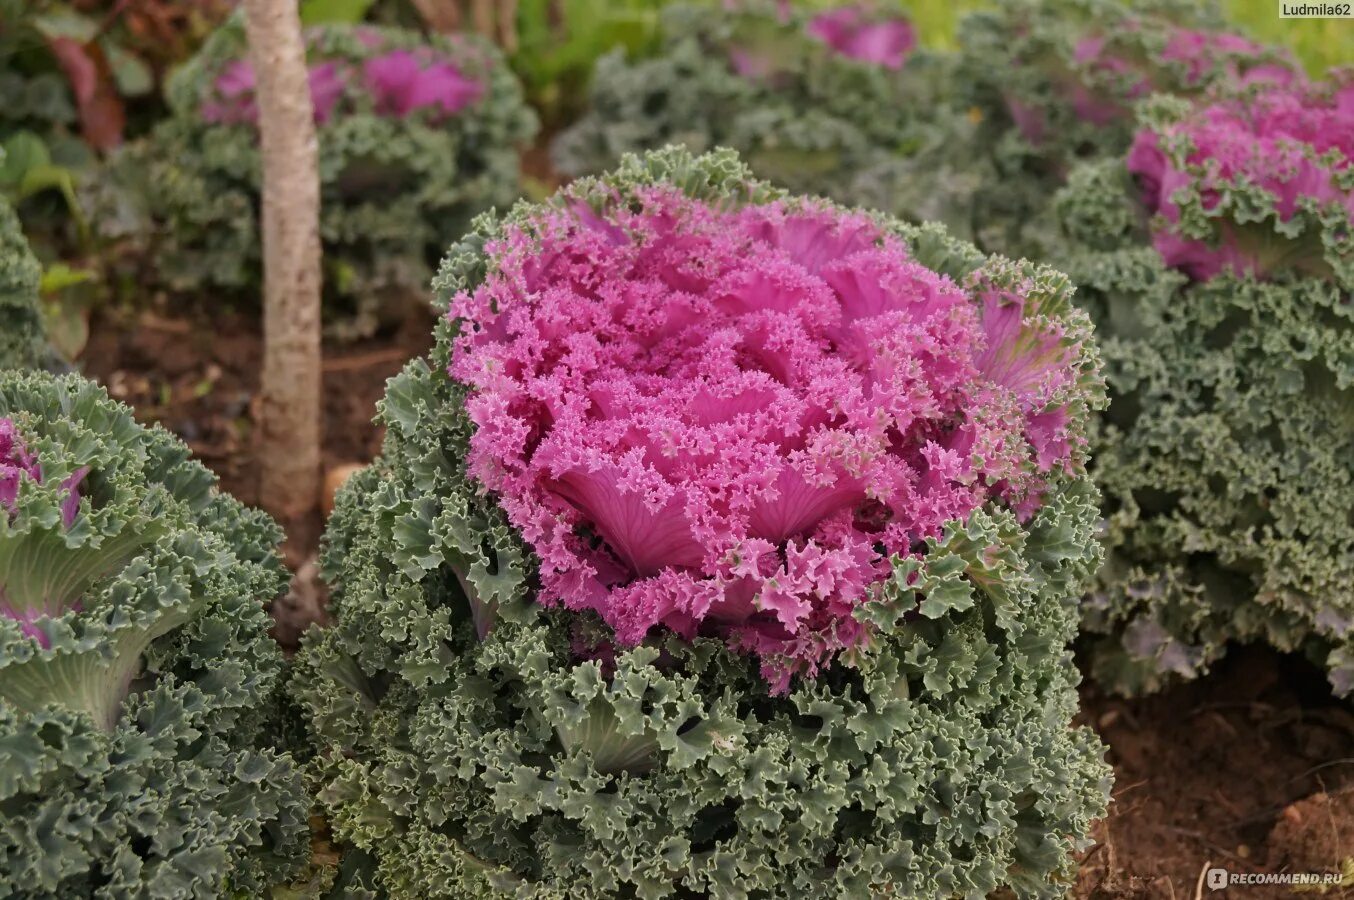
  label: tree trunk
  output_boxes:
[243,0,322,523]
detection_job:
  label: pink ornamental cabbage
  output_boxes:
[806,6,916,70]
[1159,28,1290,87]
[1066,34,1152,127]
[1007,25,1297,145]
[728,4,914,81]
[201,42,482,127]
[202,59,347,126]
[0,419,84,527]
[0,418,40,517]
[0,418,86,647]
[450,189,1084,689]
[1126,78,1354,280]
[362,50,484,119]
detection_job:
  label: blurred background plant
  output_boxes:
[99,18,536,339]
[0,0,233,358]
[552,1,958,223]
[304,0,1345,131]
[299,0,666,132]
[781,0,1343,73]
[1,0,1342,365]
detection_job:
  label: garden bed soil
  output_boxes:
[79,309,1353,898]
[81,303,435,640]
[1075,646,1353,898]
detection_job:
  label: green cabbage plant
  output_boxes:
[0,370,309,897]
[1053,79,1354,695]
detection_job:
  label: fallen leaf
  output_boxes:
[45,36,126,151]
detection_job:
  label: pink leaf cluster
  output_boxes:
[362,49,484,119]
[1126,78,1354,280]
[449,189,1084,690]
[727,4,915,81]
[807,6,916,70]
[201,36,483,127]
[1007,25,1296,145]
[1,417,86,647]
[0,418,41,518]
[202,59,347,126]
[1063,34,1154,128]
[1158,28,1290,87]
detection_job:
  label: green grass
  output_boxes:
[1221,0,1351,74]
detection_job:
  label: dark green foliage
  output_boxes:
[0,0,86,164]
[553,3,956,226]
[0,371,309,897]
[0,196,49,370]
[105,20,537,338]
[295,149,1111,898]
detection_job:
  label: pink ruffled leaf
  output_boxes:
[450,190,1085,689]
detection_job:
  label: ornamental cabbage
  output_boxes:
[105,21,537,338]
[1124,77,1354,281]
[804,6,915,69]
[295,148,1110,898]
[450,171,1095,690]
[0,370,309,896]
[937,0,1298,257]
[552,3,952,222]
[0,196,49,371]
[1051,76,1354,695]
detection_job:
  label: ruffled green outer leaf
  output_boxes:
[93,20,538,339]
[0,196,50,371]
[552,2,959,229]
[1051,155,1354,696]
[296,148,1111,898]
[0,370,309,898]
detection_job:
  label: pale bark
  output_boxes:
[244,0,322,522]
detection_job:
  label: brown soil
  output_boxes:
[1075,646,1354,898]
[81,302,434,642]
[77,307,1353,898]
[82,304,433,511]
